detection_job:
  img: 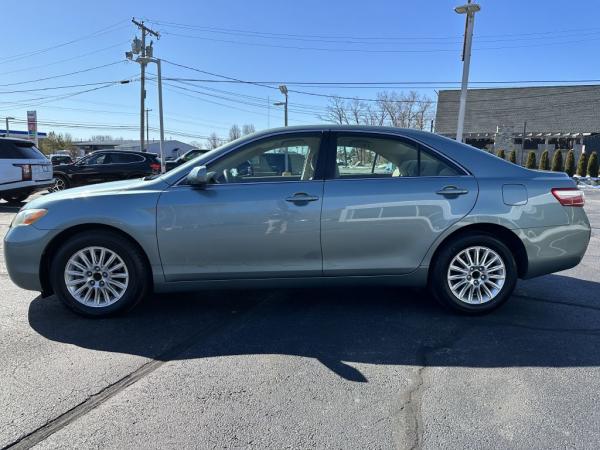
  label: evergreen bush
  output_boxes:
[564,150,576,177]
[551,150,563,172]
[525,151,536,169]
[539,150,550,170]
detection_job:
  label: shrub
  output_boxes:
[588,151,599,178]
[551,150,563,172]
[496,149,505,159]
[525,151,537,169]
[539,150,550,170]
[508,150,517,164]
[564,150,576,177]
[576,152,589,176]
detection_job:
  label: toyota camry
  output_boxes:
[4,126,591,317]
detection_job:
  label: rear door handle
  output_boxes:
[436,186,469,196]
[285,193,320,203]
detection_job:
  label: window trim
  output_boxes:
[325,130,470,181]
[174,131,328,187]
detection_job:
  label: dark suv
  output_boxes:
[51,150,161,191]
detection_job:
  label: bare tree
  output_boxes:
[242,124,256,135]
[320,96,349,125]
[229,124,241,141]
[320,91,434,130]
[206,132,222,149]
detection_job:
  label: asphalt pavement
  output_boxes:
[1,191,599,449]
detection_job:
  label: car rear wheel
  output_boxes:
[50,231,149,317]
[430,233,517,314]
[50,175,69,192]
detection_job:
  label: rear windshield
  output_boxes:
[0,140,47,160]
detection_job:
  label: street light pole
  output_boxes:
[145,108,152,144]
[156,58,165,174]
[279,84,288,126]
[5,117,14,137]
[454,1,480,142]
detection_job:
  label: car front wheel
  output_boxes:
[50,231,149,317]
[430,233,517,314]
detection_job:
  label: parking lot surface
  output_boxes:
[1,191,599,449]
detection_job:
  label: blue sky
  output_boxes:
[2,0,600,144]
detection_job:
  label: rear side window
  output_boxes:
[334,135,461,179]
[111,153,145,163]
[0,141,47,160]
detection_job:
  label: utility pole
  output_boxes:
[454,1,480,142]
[520,121,527,166]
[131,18,159,152]
[274,85,288,126]
[145,108,152,144]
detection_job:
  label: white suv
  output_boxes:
[0,137,53,204]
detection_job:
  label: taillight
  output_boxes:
[14,164,32,181]
[150,163,161,173]
[551,188,585,207]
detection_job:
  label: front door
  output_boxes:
[321,132,478,275]
[157,132,326,281]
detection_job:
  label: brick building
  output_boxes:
[434,84,600,161]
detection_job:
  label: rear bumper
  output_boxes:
[519,222,591,279]
[1,180,53,197]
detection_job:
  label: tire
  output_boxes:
[2,193,29,204]
[429,233,518,315]
[50,230,150,317]
[50,175,69,192]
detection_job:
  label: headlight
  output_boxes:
[11,209,47,227]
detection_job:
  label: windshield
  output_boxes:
[156,136,253,184]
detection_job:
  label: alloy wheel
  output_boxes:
[64,246,129,307]
[446,246,506,305]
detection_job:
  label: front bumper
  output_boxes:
[3,224,57,292]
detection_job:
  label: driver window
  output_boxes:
[211,135,321,183]
[82,153,110,165]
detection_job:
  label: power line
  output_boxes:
[0,41,130,77]
[0,20,128,64]
[148,19,600,43]
[0,61,126,87]
[0,79,134,94]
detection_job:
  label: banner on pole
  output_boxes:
[27,111,37,143]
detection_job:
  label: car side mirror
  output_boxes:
[186,165,212,187]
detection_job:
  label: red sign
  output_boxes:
[27,110,37,141]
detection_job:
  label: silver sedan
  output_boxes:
[4,126,591,317]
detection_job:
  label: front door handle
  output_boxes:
[436,186,469,196]
[285,193,320,203]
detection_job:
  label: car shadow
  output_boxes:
[28,274,600,382]
[0,203,24,213]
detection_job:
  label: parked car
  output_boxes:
[0,137,53,204]
[48,154,74,165]
[50,150,161,191]
[4,126,591,317]
[165,148,208,171]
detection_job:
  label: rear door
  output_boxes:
[321,132,478,275]
[107,153,149,180]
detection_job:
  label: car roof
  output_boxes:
[0,137,37,145]
[89,149,154,155]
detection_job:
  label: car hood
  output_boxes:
[25,178,168,210]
